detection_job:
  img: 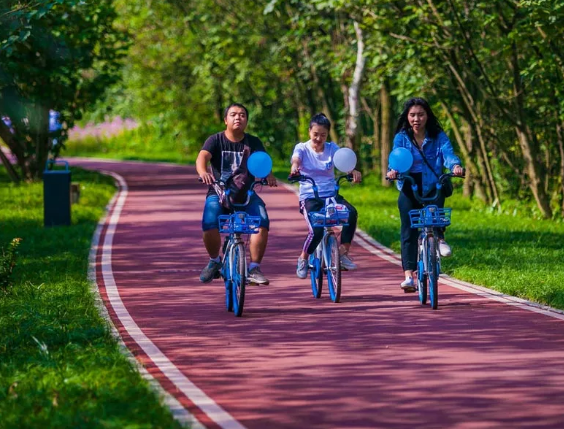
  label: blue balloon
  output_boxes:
[388,147,413,173]
[247,151,273,178]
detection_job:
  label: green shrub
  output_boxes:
[0,238,22,290]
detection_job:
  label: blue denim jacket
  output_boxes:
[390,130,461,195]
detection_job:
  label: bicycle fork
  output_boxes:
[222,234,247,280]
[418,229,441,281]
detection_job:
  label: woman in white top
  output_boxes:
[290,113,362,279]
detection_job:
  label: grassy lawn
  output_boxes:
[338,175,564,310]
[0,166,183,428]
[64,124,196,164]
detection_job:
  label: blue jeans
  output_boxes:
[202,193,270,231]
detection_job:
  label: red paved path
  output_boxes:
[76,159,564,429]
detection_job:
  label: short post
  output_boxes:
[70,182,81,204]
[43,160,71,227]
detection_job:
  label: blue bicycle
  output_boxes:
[288,174,352,303]
[219,179,268,317]
[199,177,266,317]
[399,172,463,309]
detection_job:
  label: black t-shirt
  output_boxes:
[202,131,266,197]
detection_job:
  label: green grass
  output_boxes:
[64,124,196,164]
[337,175,564,310]
[0,166,183,428]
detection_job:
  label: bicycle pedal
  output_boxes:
[403,286,416,293]
[214,271,221,279]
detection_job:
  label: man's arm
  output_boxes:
[196,150,214,184]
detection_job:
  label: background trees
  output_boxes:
[2,0,563,218]
[0,0,126,180]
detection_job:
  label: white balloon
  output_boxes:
[333,148,357,172]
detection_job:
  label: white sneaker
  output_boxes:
[400,277,415,291]
[296,257,308,279]
[439,240,452,257]
[340,253,357,271]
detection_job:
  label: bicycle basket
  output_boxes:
[409,206,452,228]
[308,204,349,228]
[218,212,261,234]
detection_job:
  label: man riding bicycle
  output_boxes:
[196,103,277,285]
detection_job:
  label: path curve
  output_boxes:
[74,158,564,429]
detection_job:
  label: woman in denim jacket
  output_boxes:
[386,98,464,291]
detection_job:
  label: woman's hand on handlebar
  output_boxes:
[351,169,362,183]
[266,172,278,187]
[452,165,464,176]
[386,169,399,180]
[199,172,215,185]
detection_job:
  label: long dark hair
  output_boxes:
[394,97,443,138]
[309,113,331,132]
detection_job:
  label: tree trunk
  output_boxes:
[380,82,392,186]
[345,21,366,152]
[33,104,50,179]
[509,41,552,218]
[515,127,552,218]
[361,96,380,172]
[0,120,23,182]
[443,55,500,205]
[302,41,340,144]
[0,146,20,182]
[556,121,564,218]
[440,102,486,199]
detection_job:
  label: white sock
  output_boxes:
[249,262,260,271]
[211,256,221,263]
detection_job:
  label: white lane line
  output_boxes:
[283,180,564,320]
[99,170,247,429]
[89,175,202,429]
[354,228,564,320]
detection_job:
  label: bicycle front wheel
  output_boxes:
[325,234,341,303]
[417,239,427,305]
[309,247,323,299]
[223,251,233,312]
[231,243,246,317]
[427,236,439,310]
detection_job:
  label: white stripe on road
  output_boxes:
[100,171,246,429]
[353,230,564,320]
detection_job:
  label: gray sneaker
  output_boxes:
[340,253,357,271]
[199,260,222,283]
[296,257,308,279]
[248,266,269,285]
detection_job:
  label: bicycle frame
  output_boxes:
[288,173,352,302]
[398,172,461,309]
[205,178,266,317]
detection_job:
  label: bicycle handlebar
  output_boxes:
[387,170,465,204]
[287,173,353,200]
[198,177,268,208]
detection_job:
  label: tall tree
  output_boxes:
[0,0,126,180]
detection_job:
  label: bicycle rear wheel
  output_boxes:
[417,239,427,305]
[231,243,246,317]
[309,247,323,299]
[427,236,439,310]
[325,234,341,303]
